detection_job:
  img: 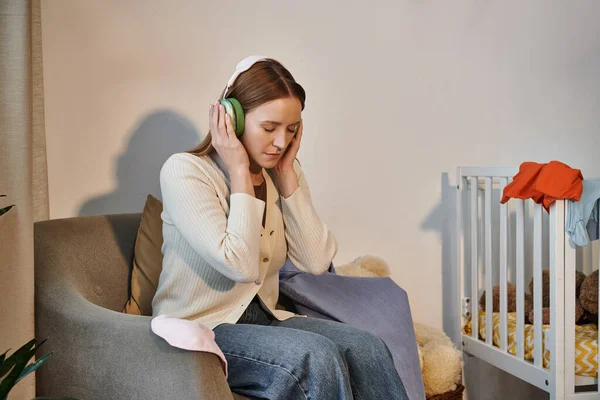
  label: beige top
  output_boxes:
[151,152,338,329]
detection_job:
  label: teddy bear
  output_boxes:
[335,255,464,397]
[413,321,464,397]
[579,269,599,323]
[528,269,586,324]
[334,254,392,278]
[478,282,534,316]
[479,269,587,325]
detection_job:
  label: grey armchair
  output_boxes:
[34,213,241,399]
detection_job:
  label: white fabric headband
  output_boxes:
[222,55,280,98]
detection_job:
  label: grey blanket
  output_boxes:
[278,259,426,400]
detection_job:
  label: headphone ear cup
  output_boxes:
[219,98,245,137]
[227,98,245,137]
[219,99,237,134]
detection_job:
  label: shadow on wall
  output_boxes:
[78,109,201,217]
[420,173,459,345]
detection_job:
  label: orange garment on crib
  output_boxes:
[500,161,584,212]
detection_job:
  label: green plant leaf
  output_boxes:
[0,339,49,399]
[0,352,34,398]
[15,353,52,385]
[33,338,48,351]
[0,205,14,217]
[0,365,29,397]
[0,339,34,377]
[0,364,15,382]
[0,195,13,217]
[0,350,7,375]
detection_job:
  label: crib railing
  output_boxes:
[457,167,600,399]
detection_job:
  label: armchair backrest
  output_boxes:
[34,213,142,312]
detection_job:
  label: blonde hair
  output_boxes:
[188,58,306,157]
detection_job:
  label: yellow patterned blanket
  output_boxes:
[463,312,598,376]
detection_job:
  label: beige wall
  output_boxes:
[41,1,600,398]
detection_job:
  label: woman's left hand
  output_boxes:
[275,119,302,175]
[274,120,302,197]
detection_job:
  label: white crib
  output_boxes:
[457,166,600,400]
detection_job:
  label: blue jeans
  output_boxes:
[214,297,409,400]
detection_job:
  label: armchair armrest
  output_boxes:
[36,284,235,399]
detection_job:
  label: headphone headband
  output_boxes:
[219,55,284,137]
[222,55,279,98]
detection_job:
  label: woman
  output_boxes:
[152,56,409,400]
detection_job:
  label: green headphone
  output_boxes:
[218,97,245,137]
[219,55,275,137]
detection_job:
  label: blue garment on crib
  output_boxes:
[566,180,600,247]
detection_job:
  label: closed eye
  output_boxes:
[263,127,298,133]
[261,120,301,133]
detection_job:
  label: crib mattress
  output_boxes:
[463,312,598,377]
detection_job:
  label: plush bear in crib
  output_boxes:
[479,269,586,325]
[579,269,599,324]
[478,282,534,316]
[335,255,464,397]
[528,269,586,325]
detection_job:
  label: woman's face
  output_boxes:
[241,97,302,170]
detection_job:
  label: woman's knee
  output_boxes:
[346,328,393,362]
[300,334,347,372]
[289,335,352,399]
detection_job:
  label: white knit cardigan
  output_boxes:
[151,152,338,329]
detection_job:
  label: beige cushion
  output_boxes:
[123,194,164,315]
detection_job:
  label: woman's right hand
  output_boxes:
[209,100,250,175]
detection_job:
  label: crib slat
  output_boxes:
[597,225,600,386]
[598,225,600,380]
[471,176,479,340]
[550,201,566,397]
[457,172,465,345]
[485,177,493,345]
[507,178,513,284]
[499,178,508,351]
[564,202,576,395]
[516,199,525,360]
[533,203,543,367]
